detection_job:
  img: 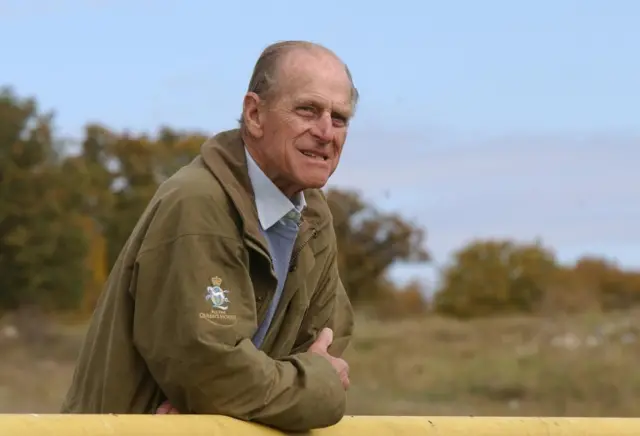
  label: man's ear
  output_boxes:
[242,92,264,138]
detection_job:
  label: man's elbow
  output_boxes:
[312,393,347,429]
[182,380,266,419]
[183,388,346,433]
[253,389,347,433]
[164,355,348,432]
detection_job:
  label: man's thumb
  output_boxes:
[314,327,334,350]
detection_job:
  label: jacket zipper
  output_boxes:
[254,227,317,337]
[288,228,318,272]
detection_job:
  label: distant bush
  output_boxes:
[433,238,640,318]
[373,280,430,320]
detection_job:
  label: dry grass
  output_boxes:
[2,309,640,416]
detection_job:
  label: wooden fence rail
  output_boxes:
[1,414,639,435]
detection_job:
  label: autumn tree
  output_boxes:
[326,188,430,306]
[433,239,559,318]
[537,266,600,314]
[68,125,207,267]
[1,86,433,316]
[571,256,640,310]
[374,279,430,320]
[0,88,89,311]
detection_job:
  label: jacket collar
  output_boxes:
[199,129,324,254]
[244,147,306,231]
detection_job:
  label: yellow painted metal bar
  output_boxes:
[1,414,640,435]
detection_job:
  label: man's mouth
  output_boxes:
[300,150,328,161]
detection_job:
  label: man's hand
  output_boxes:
[308,327,350,390]
[155,400,179,414]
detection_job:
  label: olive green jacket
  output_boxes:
[61,129,355,432]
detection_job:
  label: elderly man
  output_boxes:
[61,40,357,432]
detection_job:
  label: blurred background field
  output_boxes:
[2,0,639,418]
[3,309,640,416]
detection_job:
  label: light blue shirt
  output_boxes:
[244,147,306,348]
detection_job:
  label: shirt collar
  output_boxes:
[245,146,306,230]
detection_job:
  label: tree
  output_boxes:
[374,279,430,320]
[433,239,558,318]
[571,256,640,310]
[0,86,432,317]
[67,124,207,267]
[0,88,89,311]
[326,188,430,305]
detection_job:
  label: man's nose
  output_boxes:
[310,112,334,142]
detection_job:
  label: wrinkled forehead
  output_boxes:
[276,49,354,114]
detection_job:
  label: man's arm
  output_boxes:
[131,200,346,432]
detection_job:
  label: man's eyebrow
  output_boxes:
[293,97,322,107]
[332,102,353,118]
[332,108,351,119]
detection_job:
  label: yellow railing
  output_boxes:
[1,414,639,435]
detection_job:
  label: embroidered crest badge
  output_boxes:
[205,276,230,311]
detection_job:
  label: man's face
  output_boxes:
[246,50,353,197]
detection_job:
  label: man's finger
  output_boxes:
[156,400,172,414]
[314,327,334,351]
[341,374,350,390]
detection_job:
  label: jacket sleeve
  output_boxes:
[130,198,346,432]
[292,233,355,358]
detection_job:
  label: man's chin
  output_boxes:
[299,178,329,191]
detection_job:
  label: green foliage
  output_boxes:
[0,88,88,310]
[69,124,206,267]
[326,188,430,305]
[434,239,558,318]
[433,238,640,318]
[571,257,640,310]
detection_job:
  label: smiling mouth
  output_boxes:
[300,150,328,161]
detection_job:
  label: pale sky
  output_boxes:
[2,0,638,289]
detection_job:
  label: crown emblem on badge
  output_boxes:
[205,276,230,312]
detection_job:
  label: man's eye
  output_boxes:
[297,106,316,115]
[332,116,347,127]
